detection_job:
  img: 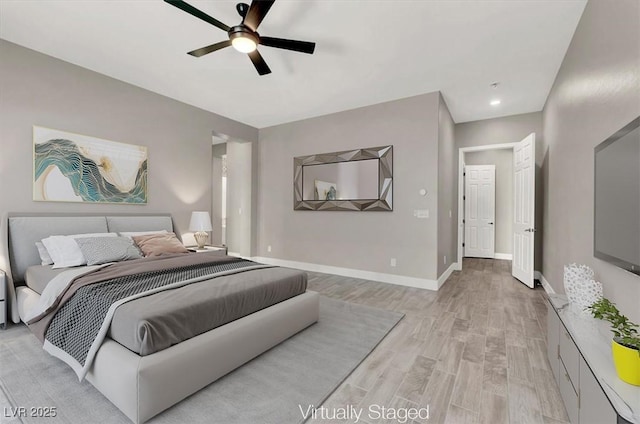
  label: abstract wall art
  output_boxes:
[33,126,147,204]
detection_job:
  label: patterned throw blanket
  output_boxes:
[28,254,271,380]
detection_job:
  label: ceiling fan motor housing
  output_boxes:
[229,25,259,45]
[236,3,250,18]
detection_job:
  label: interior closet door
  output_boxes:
[464,165,496,258]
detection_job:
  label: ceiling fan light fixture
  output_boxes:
[165,1,315,75]
[231,35,257,53]
[230,29,258,53]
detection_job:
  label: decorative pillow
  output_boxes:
[75,236,143,265]
[132,232,189,257]
[35,241,54,266]
[119,230,168,239]
[42,233,118,269]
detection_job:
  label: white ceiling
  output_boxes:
[0,0,586,129]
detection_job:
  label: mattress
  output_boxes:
[109,266,307,355]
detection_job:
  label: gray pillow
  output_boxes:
[75,236,143,265]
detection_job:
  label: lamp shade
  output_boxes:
[189,211,213,232]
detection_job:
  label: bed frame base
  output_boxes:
[86,291,319,423]
[8,215,320,423]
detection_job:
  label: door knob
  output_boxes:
[488,222,494,225]
[525,228,537,232]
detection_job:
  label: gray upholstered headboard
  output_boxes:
[8,216,108,285]
[5,213,173,324]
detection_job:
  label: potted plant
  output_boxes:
[588,298,640,386]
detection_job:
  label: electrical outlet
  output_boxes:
[390,258,397,267]
[267,245,272,252]
[449,210,452,218]
[444,255,447,264]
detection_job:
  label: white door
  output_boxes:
[513,133,536,287]
[464,165,496,258]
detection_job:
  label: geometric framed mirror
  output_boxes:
[294,145,393,211]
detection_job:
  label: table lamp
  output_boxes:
[189,211,213,249]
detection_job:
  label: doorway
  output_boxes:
[212,135,255,257]
[457,134,536,288]
[212,141,227,247]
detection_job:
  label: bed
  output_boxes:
[4,213,320,423]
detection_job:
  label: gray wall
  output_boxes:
[455,112,543,270]
[437,95,457,277]
[456,112,544,152]
[542,0,640,322]
[0,40,257,276]
[257,92,441,280]
[465,150,513,255]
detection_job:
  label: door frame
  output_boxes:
[456,142,518,269]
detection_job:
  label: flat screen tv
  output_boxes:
[594,116,640,276]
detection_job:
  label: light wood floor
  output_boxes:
[307,258,569,424]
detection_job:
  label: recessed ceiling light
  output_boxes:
[490,99,501,106]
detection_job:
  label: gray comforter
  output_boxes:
[110,265,307,355]
[29,253,307,360]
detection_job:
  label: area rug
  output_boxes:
[0,296,403,424]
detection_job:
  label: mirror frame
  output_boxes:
[294,145,393,211]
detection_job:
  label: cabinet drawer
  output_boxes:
[559,359,579,424]
[0,300,5,328]
[559,325,580,389]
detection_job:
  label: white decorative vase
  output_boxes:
[563,263,603,312]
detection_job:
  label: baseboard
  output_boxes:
[494,253,513,260]
[535,271,555,295]
[437,262,458,288]
[462,254,512,260]
[251,256,440,291]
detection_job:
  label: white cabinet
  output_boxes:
[0,270,6,329]
[579,355,616,424]
[547,303,560,381]
[546,296,634,424]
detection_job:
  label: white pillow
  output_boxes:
[119,230,168,239]
[42,233,117,269]
[35,241,54,266]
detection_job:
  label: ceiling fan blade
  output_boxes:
[243,0,275,31]
[164,0,230,32]
[187,40,232,57]
[260,36,315,54]
[248,50,272,75]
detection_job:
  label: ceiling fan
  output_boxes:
[164,0,316,75]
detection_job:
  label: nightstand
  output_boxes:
[192,245,228,255]
[0,270,6,329]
